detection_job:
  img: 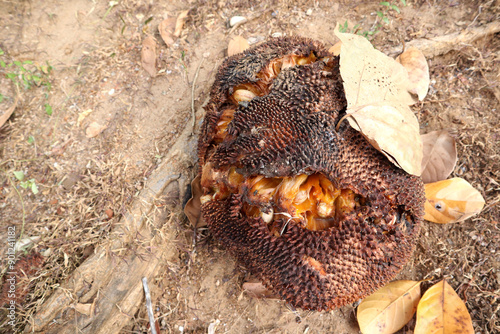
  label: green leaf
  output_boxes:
[0,93,3,103]
[380,1,391,7]
[391,4,401,13]
[383,16,389,24]
[28,136,35,144]
[13,171,25,181]
[20,181,29,189]
[377,11,384,18]
[6,72,16,79]
[45,103,53,115]
[23,60,33,65]
[0,48,4,55]
[13,60,22,67]
[144,16,153,25]
[401,0,407,5]
[31,181,39,194]
[0,60,5,68]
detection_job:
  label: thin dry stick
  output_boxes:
[142,277,157,334]
[191,58,205,135]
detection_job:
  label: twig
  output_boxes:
[384,21,500,58]
[142,277,157,334]
[191,58,205,135]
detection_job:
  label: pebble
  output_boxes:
[230,16,247,27]
[271,32,283,38]
[248,36,264,45]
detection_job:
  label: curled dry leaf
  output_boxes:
[414,280,474,334]
[424,177,485,224]
[357,280,421,334]
[141,35,157,77]
[334,28,422,176]
[158,17,176,46]
[86,121,107,138]
[227,36,249,56]
[328,41,342,56]
[184,175,206,228]
[174,10,189,37]
[347,102,423,176]
[396,47,430,101]
[421,130,457,183]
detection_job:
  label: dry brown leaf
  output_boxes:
[227,36,249,56]
[421,130,457,183]
[334,28,422,176]
[141,35,157,77]
[158,17,176,46]
[357,280,421,334]
[347,102,422,176]
[174,10,189,37]
[396,47,430,101]
[414,280,474,334]
[86,122,107,138]
[184,175,206,228]
[424,178,485,224]
[242,282,278,299]
[328,41,342,56]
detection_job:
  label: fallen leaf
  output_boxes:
[396,47,430,101]
[334,28,422,176]
[228,36,249,56]
[424,178,485,224]
[77,109,93,127]
[174,10,189,37]
[334,29,416,107]
[158,17,176,46]
[242,282,278,299]
[105,209,114,219]
[184,175,206,227]
[86,122,107,138]
[328,41,342,56]
[0,89,19,128]
[346,102,422,176]
[357,280,421,334]
[420,131,457,183]
[414,280,474,334]
[141,35,157,77]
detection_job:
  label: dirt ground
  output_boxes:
[0,0,498,333]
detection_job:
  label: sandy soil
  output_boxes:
[0,0,498,333]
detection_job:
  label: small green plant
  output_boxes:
[0,47,54,115]
[13,171,39,194]
[339,0,407,40]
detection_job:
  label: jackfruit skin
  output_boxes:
[198,37,425,310]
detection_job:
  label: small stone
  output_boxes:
[306,8,313,16]
[230,16,247,27]
[271,32,283,38]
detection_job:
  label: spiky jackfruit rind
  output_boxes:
[198,36,425,311]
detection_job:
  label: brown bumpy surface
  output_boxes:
[198,37,425,311]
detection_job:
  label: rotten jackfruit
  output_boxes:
[197,37,425,311]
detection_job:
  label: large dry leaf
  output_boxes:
[357,280,421,334]
[421,130,457,183]
[424,178,485,224]
[334,29,422,176]
[141,35,157,77]
[415,280,474,334]
[396,47,430,101]
[227,36,249,56]
[174,10,189,37]
[334,29,416,107]
[158,17,177,46]
[347,102,423,176]
[184,175,206,228]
